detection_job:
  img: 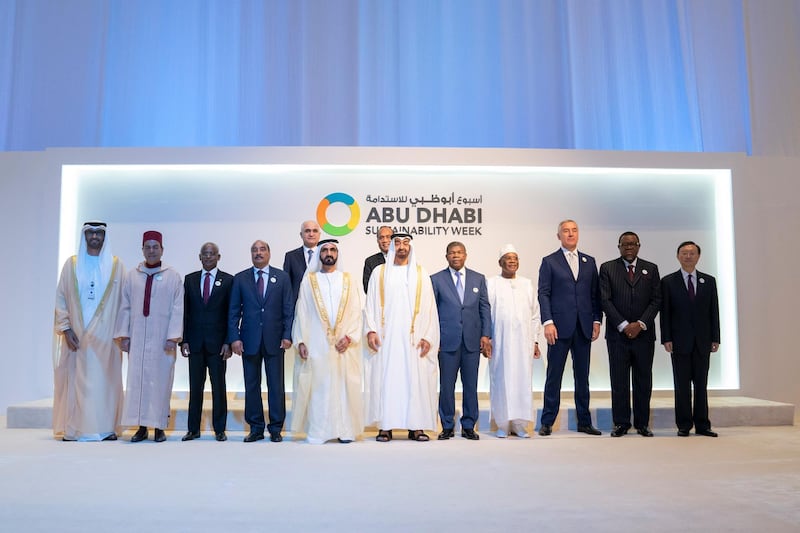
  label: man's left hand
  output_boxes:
[480,336,492,358]
[591,323,601,342]
[164,339,178,354]
[418,339,431,357]
[623,322,643,339]
[220,344,232,360]
[335,336,351,354]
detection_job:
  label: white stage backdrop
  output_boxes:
[59,163,738,394]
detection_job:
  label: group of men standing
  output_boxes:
[52,217,720,444]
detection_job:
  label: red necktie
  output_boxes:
[688,274,696,301]
[627,264,634,282]
[256,270,265,298]
[143,274,154,317]
[202,272,211,304]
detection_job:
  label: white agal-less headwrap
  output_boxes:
[76,221,114,324]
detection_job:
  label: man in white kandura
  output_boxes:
[53,221,125,441]
[364,233,440,442]
[114,231,184,443]
[291,239,364,444]
[487,244,542,438]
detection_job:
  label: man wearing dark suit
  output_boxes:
[599,232,661,438]
[431,241,492,441]
[538,219,603,436]
[283,220,321,302]
[228,240,294,442]
[660,241,720,438]
[362,225,393,293]
[181,242,233,442]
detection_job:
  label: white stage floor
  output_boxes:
[1,415,798,532]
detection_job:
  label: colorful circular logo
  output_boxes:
[316,192,360,236]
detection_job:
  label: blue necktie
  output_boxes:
[455,271,464,304]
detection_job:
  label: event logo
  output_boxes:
[316,192,361,236]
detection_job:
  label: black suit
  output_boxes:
[660,270,720,432]
[283,246,310,303]
[599,258,661,430]
[362,251,385,293]
[182,270,233,434]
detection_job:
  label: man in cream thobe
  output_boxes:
[53,221,125,441]
[291,239,363,443]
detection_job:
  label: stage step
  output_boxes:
[7,393,794,433]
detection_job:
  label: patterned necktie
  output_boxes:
[455,271,465,304]
[627,264,635,282]
[202,272,211,304]
[256,270,265,298]
[568,252,579,280]
[687,274,696,301]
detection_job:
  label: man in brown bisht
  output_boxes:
[53,221,125,441]
[114,230,184,443]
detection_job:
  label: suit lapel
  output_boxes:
[555,251,574,281]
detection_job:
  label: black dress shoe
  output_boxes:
[269,433,283,442]
[131,426,148,442]
[154,429,166,442]
[181,431,201,441]
[438,428,455,440]
[538,424,552,436]
[102,433,118,441]
[677,429,690,437]
[636,426,654,437]
[337,438,353,444]
[461,428,480,440]
[610,425,629,437]
[243,432,265,442]
[215,432,227,442]
[696,429,718,437]
[577,425,602,435]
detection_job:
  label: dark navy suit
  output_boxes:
[183,269,233,434]
[538,249,602,427]
[227,266,294,436]
[660,270,720,432]
[283,246,309,303]
[599,257,661,430]
[431,267,491,431]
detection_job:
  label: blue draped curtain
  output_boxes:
[2,0,798,154]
